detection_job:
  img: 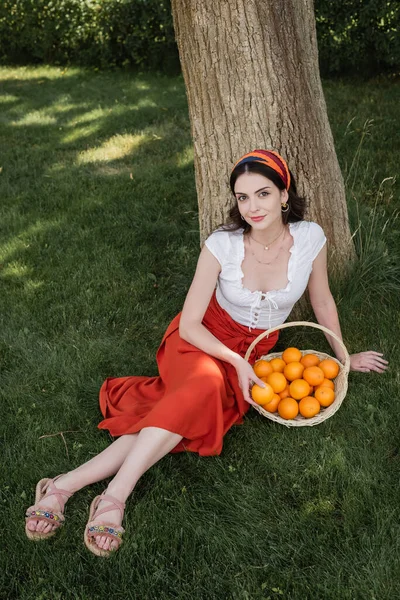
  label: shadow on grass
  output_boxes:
[0,67,199,345]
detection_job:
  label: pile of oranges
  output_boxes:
[251,347,340,420]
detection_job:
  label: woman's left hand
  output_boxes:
[349,351,388,373]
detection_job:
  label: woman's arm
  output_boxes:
[179,246,266,404]
[308,245,388,373]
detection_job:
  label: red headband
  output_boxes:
[232,149,291,190]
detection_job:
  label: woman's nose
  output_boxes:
[249,196,259,211]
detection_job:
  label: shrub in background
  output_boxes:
[315,0,400,76]
[0,0,180,71]
[0,0,398,75]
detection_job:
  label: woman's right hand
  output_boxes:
[231,355,266,407]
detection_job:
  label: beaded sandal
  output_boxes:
[84,492,125,557]
[25,475,73,540]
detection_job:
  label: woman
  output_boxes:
[25,149,388,556]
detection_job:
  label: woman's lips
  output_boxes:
[249,215,265,222]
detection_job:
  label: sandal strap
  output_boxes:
[25,507,64,526]
[87,524,124,542]
[93,493,126,519]
[41,476,73,513]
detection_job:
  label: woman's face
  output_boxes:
[234,172,288,231]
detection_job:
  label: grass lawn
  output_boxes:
[0,65,399,600]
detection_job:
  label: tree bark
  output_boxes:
[171,0,355,272]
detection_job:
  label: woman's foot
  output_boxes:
[25,475,74,539]
[84,491,125,556]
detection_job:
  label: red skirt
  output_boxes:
[98,293,279,456]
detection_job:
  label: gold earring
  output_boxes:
[281,202,289,213]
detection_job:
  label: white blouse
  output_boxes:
[204,221,327,331]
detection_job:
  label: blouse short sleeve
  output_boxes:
[204,230,228,267]
[309,222,327,262]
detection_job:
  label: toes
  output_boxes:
[36,520,46,533]
[96,535,107,550]
[96,536,115,551]
[102,537,111,551]
[92,534,120,553]
[27,519,38,532]
[37,520,54,534]
[26,518,55,534]
[105,538,117,552]
[42,523,54,534]
[103,537,112,551]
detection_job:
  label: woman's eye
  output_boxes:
[237,195,247,202]
[259,191,269,197]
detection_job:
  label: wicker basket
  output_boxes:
[244,321,351,427]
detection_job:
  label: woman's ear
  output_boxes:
[281,189,289,204]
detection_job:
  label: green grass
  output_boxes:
[1,65,399,600]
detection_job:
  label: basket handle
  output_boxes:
[244,321,351,374]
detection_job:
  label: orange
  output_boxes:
[289,379,311,400]
[266,372,288,394]
[283,361,305,381]
[315,378,335,391]
[278,397,299,420]
[303,366,325,387]
[282,347,302,364]
[279,384,291,400]
[263,393,281,413]
[251,383,275,406]
[269,357,286,373]
[300,353,320,368]
[314,386,335,407]
[253,359,274,378]
[319,359,340,380]
[299,396,321,418]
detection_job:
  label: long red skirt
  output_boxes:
[98,293,279,456]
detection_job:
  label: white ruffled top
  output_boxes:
[204,221,326,331]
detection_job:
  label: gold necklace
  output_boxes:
[248,230,286,265]
[250,226,285,250]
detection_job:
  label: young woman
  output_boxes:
[25,149,388,556]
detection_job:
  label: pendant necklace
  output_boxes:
[250,226,285,251]
[248,229,286,266]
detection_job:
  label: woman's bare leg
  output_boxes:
[27,433,140,535]
[89,426,183,551]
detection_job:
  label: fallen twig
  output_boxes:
[39,430,80,459]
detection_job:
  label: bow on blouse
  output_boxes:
[202,293,279,362]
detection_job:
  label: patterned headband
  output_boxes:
[232,149,291,190]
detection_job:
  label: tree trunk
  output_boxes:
[171,0,355,272]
